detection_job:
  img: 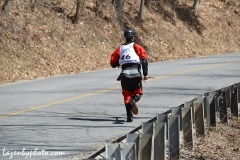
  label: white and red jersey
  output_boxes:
[110,41,148,78]
[119,42,140,66]
[110,42,147,66]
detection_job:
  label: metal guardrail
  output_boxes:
[83,82,240,160]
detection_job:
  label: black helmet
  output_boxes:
[124,29,136,39]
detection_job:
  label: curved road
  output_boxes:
[0,52,239,160]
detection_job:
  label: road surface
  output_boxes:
[0,52,239,160]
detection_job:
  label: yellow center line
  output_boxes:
[0,60,239,119]
[0,86,121,119]
[155,61,238,79]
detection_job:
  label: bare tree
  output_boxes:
[2,0,14,16]
[72,0,85,24]
[193,0,204,16]
[113,0,125,28]
[139,0,145,20]
[114,0,125,11]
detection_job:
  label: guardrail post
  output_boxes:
[126,134,140,160]
[216,91,220,112]
[206,94,211,126]
[171,106,182,131]
[219,90,228,124]
[153,122,166,160]
[140,122,153,160]
[185,101,194,124]
[203,95,209,118]
[168,115,180,159]
[185,101,193,108]
[230,86,239,117]
[225,88,231,108]
[194,100,205,136]
[121,143,137,160]
[106,143,121,160]
[142,122,153,135]
[182,107,194,148]
[235,82,240,103]
[207,92,217,127]
[138,134,152,160]
[196,96,205,109]
[157,114,168,139]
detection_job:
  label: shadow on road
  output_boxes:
[68,117,125,124]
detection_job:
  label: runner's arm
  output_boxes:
[110,47,120,68]
[134,44,148,76]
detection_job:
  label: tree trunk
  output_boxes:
[114,0,125,11]
[139,0,145,20]
[193,0,199,16]
[72,0,85,24]
[199,0,204,5]
[113,0,125,28]
[2,0,14,17]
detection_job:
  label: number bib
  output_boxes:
[119,42,140,66]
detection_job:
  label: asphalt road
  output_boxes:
[0,52,239,160]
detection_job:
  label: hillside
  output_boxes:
[0,0,239,159]
[0,0,239,85]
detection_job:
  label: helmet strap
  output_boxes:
[125,36,134,43]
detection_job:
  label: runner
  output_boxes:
[110,28,149,122]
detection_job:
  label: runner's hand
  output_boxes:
[143,76,148,81]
